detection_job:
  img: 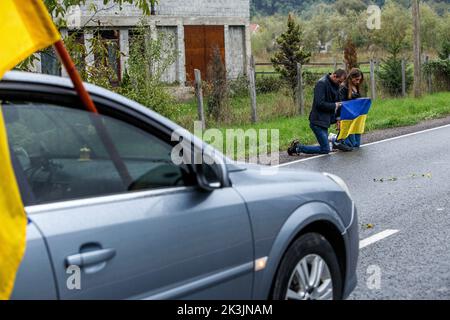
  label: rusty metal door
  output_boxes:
[184,25,225,84]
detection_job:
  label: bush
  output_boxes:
[119,22,181,120]
[302,69,321,86]
[423,58,450,91]
[206,46,231,123]
[229,75,249,97]
[378,56,413,96]
[256,75,284,94]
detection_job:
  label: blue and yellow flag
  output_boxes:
[0,0,61,300]
[337,98,372,140]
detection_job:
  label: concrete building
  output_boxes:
[37,0,251,85]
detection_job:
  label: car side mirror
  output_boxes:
[194,162,224,192]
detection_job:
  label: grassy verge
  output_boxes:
[175,91,450,159]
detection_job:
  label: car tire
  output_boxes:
[271,232,343,300]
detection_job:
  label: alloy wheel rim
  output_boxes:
[285,254,333,300]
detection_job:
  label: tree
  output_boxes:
[271,14,311,100]
[343,38,358,72]
[206,47,231,123]
[373,2,412,57]
[438,13,450,59]
[420,3,441,52]
[334,0,367,15]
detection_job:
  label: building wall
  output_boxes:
[227,26,246,79]
[157,26,178,84]
[61,0,251,84]
[67,0,249,19]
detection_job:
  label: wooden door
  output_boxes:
[184,25,225,84]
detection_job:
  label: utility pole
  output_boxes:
[412,0,422,98]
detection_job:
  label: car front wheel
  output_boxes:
[272,233,343,300]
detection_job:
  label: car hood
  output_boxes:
[226,162,354,229]
[227,162,332,186]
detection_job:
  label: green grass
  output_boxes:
[175,91,450,160]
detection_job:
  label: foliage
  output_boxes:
[343,38,359,72]
[271,14,311,98]
[423,58,450,91]
[119,22,180,119]
[372,1,412,57]
[255,75,285,94]
[378,56,413,96]
[206,47,231,123]
[229,75,250,98]
[251,0,450,16]
[438,14,450,59]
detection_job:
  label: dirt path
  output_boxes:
[279,115,450,165]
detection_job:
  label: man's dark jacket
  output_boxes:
[309,74,341,128]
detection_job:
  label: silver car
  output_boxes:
[1,71,358,300]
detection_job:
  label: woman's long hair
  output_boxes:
[345,68,364,100]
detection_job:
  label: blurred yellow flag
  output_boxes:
[0,109,27,300]
[0,0,60,299]
[0,0,61,79]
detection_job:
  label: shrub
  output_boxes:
[119,22,181,120]
[423,58,450,91]
[256,75,284,94]
[206,46,231,123]
[302,69,321,86]
[229,75,249,97]
[378,56,413,96]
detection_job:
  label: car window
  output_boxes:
[1,101,193,205]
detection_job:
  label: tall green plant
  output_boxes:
[206,46,231,123]
[120,22,179,119]
[271,13,311,100]
[378,57,413,96]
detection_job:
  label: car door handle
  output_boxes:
[66,248,116,268]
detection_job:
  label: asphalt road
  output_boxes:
[279,125,450,299]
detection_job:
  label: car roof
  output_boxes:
[1,71,184,134]
[2,71,233,166]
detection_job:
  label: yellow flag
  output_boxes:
[0,109,27,300]
[0,0,60,299]
[0,0,61,79]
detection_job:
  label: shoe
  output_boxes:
[333,141,353,152]
[288,139,301,156]
[328,133,337,144]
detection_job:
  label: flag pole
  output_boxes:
[54,40,98,114]
[53,39,133,187]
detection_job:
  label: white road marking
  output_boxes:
[359,229,399,249]
[276,123,450,168]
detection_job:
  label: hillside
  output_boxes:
[251,0,450,16]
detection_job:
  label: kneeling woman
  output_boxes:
[338,68,364,148]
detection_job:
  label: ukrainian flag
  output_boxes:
[0,0,61,79]
[0,0,60,300]
[337,98,372,140]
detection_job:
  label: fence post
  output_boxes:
[333,57,337,70]
[425,55,432,94]
[370,59,376,100]
[194,69,206,130]
[402,59,406,97]
[296,63,305,116]
[249,55,258,123]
